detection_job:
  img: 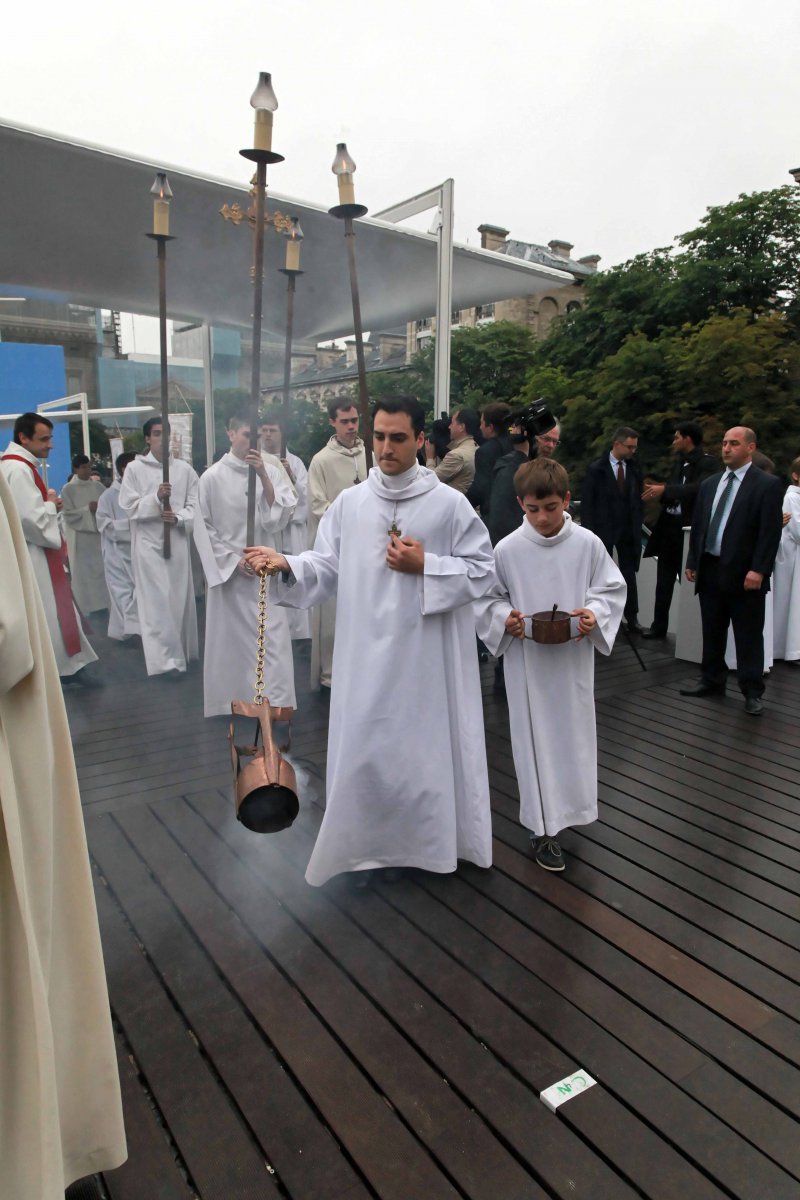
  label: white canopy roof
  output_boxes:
[0,120,572,341]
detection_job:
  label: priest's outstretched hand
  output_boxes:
[505,610,526,639]
[386,534,424,574]
[571,607,597,640]
[244,545,287,575]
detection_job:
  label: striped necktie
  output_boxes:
[707,471,736,550]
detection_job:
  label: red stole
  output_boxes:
[1,454,83,657]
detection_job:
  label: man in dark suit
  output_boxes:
[467,402,512,514]
[580,426,643,631]
[641,422,719,639]
[680,426,783,715]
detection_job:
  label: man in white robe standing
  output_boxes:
[1,412,99,684]
[96,451,139,643]
[61,453,110,615]
[477,458,626,872]
[200,415,297,718]
[260,408,311,641]
[306,399,368,691]
[245,395,495,889]
[119,416,200,678]
[0,468,127,1195]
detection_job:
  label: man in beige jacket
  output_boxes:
[307,399,368,691]
[429,408,479,494]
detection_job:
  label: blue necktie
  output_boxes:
[707,472,736,551]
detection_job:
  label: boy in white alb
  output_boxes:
[477,458,626,871]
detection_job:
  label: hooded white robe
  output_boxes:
[118,452,199,675]
[773,484,800,662]
[61,475,109,613]
[0,470,126,1196]
[274,464,495,886]
[199,452,297,717]
[476,515,626,838]
[281,448,311,639]
[1,443,98,677]
[307,436,368,688]
[96,479,139,641]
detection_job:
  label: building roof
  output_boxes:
[0,120,574,343]
[264,334,408,392]
[500,239,598,279]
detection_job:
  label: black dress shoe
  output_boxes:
[744,696,763,715]
[679,681,726,697]
[625,621,644,634]
[640,628,667,640]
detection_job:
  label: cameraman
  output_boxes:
[467,402,512,513]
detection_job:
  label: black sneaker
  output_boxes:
[530,834,565,872]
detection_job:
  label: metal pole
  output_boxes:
[80,394,91,458]
[280,273,296,459]
[248,160,267,545]
[202,322,215,468]
[434,178,454,416]
[344,216,373,466]
[157,237,172,559]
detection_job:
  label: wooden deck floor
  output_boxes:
[65,625,800,1200]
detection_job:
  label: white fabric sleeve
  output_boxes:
[421,497,496,615]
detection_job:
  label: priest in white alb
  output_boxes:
[96,451,139,643]
[306,399,368,690]
[119,417,200,677]
[245,396,495,889]
[0,468,127,1195]
[476,457,626,873]
[199,414,297,717]
[1,413,99,683]
[260,408,311,640]
[61,454,110,614]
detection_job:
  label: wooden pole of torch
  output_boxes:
[156,236,171,558]
[247,159,268,546]
[343,216,372,467]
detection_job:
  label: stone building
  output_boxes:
[261,330,407,409]
[408,224,600,355]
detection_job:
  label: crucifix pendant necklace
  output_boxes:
[388,504,402,538]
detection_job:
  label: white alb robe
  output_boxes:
[118,452,199,675]
[199,452,297,717]
[61,476,109,613]
[307,436,368,688]
[1,443,97,677]
[96,480,139,641]
[0,470,126,1196]
[276,464,495,886]
[476,515,626,838]
[281,448,311,639]
[773,484,800,662]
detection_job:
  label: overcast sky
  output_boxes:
[3,0,799,347]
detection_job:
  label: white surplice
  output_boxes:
[61,476,110,613]
[96,480,139,641]
[118,452,199,675]
[1,443,97,677]
[275,464,495,886]
[307,436,368,688]
[0,470,126,1195]
[476,515,626,838]
[282,448,311,640]
[199,452,297,717]
[773,484,800,662]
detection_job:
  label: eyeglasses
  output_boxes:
[538,435,560,446]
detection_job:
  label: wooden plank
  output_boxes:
[190,791,641,1200]
[89,811,371,1200]
[145,797,542,1200]
[102,1030,195,1200]
[92,857,280,1200]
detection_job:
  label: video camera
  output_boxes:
[507,398,557,441]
